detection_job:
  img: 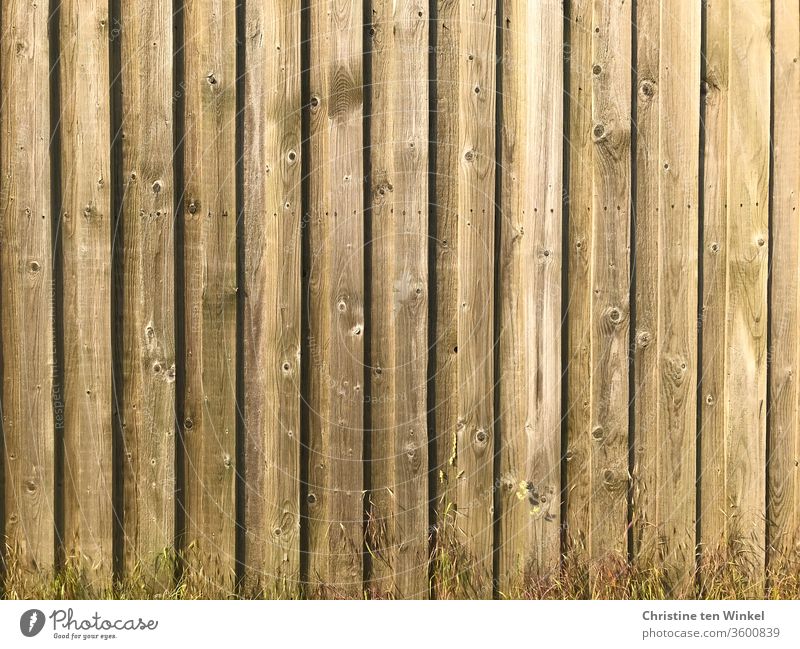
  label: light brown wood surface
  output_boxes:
[565,0,594,559]
[588,0,632,570]
[306,0,365,596]
[242,0,302,595]
[497,0,562,593]
[182,0,238,595]
[632,0,700,592]
[367,0,429,599]
[454,0,496,597]
[119,0,176,589]
[0,0,56,586]
[0,0,794,599]
[431,0,461,598]
[769,0,800,568]
[566,0,631,574]
[700,0,770,583]
[60,0,114,587]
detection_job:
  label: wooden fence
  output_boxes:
[0,0,797,598]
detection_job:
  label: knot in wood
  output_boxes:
[639,79,655,98]
[666,357,688,383]
[592,123,606,141]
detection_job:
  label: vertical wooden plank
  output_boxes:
[566,0,631,574]
[698,0,729,569]
[631,0,660,579]
[366,0,395,596]
[431,0,460,596]
[119,0,175,589]
[768,0,800,568]
[700,0,770,584]
[367,0,429,599]
[60,0,113,587]
[307,0,364,596]
[632,0,700,591]
[182,0,237,594]
[725,0,770,582]
[0,0,55,589]
[454,0,495,596]
[242,0,302,595]
[368,0,428,597]
[565,0,594,559]
[575,0,633,571]
[497,0,562,593]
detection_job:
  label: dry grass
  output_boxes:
[3,536,799,600]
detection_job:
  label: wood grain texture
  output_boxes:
[700,0,770,582]
[587,0,631,569]
[698,0,729,567]
[566,0,631,571]
[119,0,175,589]
[454,0,496,596]
[497,0,562,593]
[0,0,55,583]
[768,0,800,566]
[60,0,113,587]
[367,0,429,599]
[632,0,700,591]
[431,0,460,597]
[0,0,797,600]
[565,0,594,557]
[306,0,365,596]
[182,0,237,595]
[242,0,302,595]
